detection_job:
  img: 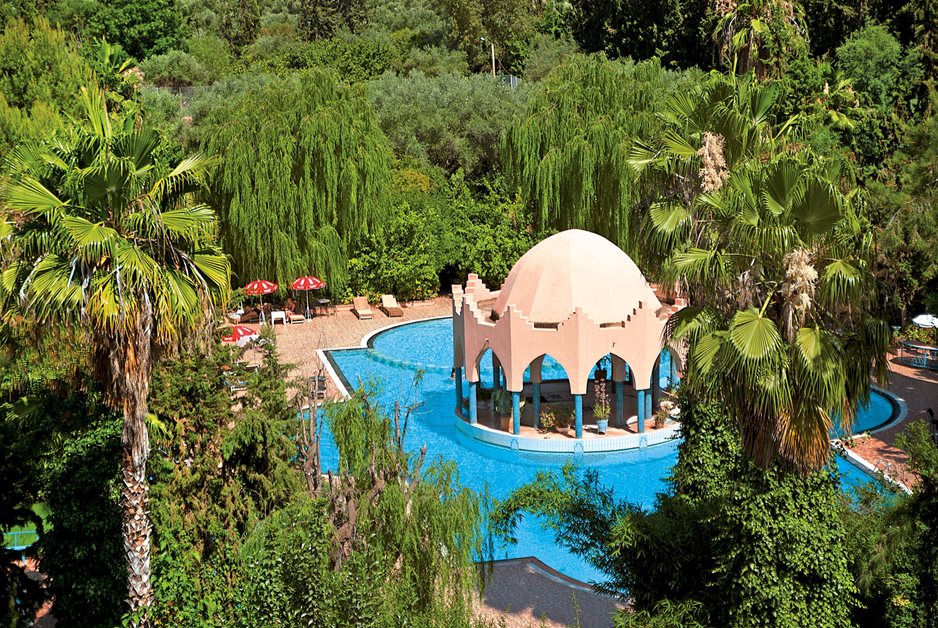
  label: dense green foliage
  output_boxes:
[147,332,303,624]
[0,332,88,626]
[1,0,938,624]
[0,18,90,157]
[348,174,534,299]
[568,0,712,69]
[0,329,125,627]
[493,390,862,626]
[892,421,938,624]
[634,72,890,473]
[239,387,486,626]
[40,404,125,628]
[369,71,526,177]
[503,55,697,255]
[50,0,182,59]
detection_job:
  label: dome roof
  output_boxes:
[493,229,658,325]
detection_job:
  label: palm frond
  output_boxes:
[728,308,782,363]
[5,177,68,215]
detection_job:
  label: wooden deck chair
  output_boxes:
[380,294,403,317]
[352,296,373,320]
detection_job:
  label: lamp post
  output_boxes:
[481,36,495,77]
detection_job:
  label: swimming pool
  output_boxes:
[322,318,897,584]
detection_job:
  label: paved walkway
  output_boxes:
[477,558,624,628]
[844,355,938,488]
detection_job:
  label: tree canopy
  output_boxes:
[503,54,697,256]
[205,69,392,291]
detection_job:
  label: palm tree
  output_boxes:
[0,87,230,622]
[631,74,890,474]
[712,0,808,79]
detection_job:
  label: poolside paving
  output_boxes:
[843,355,938,488]
[249,297,453,399]
[476,558,625,628]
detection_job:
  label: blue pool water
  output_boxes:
[323,318,895,584]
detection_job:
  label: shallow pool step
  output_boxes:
[367,349,451,374]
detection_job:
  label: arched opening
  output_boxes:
[452,229,685,443]
[657,346,683,391]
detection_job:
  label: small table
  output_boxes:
[270,310,287,325]
[315,299,335,317]
[899,339,938,370]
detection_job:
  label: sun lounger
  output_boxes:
[352,296,373,320]
[380,294,403,317]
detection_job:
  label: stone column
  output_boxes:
[651,360,661,409]
[491,352,500,390]
[512,391,521,435]
[611,356,628,429]
[637,389,646,433]
[532,383,541,430]
[574,394,583,439]
[530,355,545,432]
[645,389,652,427]
[455,366,464,412]
[469,381,478,425]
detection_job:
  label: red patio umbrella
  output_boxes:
[243,280,278,323]
[291,276,326,319]
[221,324,259,346]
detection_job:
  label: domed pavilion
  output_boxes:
[452,229,684,438]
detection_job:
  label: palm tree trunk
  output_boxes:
[119,334,154,625]
[121,440,152,621]
[98,303,154,626]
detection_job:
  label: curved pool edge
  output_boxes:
[319,317,453,400]
[839,447,912,494]
[832,387,911,494]
[360,315,452,348]
[454,414,681,454]
[867,385,908,435]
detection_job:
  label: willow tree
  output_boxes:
[502,54,697,257]
[205,69,392,290]
[0,88,230,623]
[631,73,890,474]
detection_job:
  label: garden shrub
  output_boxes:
[238,385,486,627]
[140,49,211,86]
[836,25,905,110]
[493,390,860,626]
[369,71,525,178]
[39,405,125,628]
[147,334,302,624]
